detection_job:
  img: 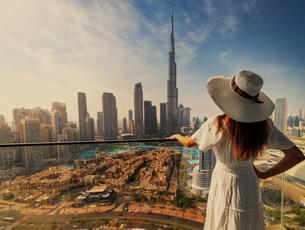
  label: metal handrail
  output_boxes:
[0,138,177,148]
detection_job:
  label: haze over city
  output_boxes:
[0,0,305,123]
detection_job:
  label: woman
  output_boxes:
[169,70,304,230]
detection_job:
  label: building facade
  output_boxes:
[40,124,54,159]
[51,102,68,139]
[0,122,16,170]
[20,117,43,172]
[12,108,31,132]
[128,110,134,134]
[78,92,88,141]
[166,11,178,135]
[85,115,95,141]
[144,101,157,136]
[102,92,118,140]
[191,149,216,197]
[134,83,144,137]
[122,117,128,133]
[274,98,287,131]
[96,112,104,138]
[159,103,167,136]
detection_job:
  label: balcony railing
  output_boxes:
[0,140,304,229]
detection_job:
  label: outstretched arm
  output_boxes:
[253,146,305,179]
[168,134,197,147]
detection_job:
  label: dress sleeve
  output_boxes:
[265,119,295,150]
[191,116,222,152]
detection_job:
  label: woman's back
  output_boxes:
[170,70,305,230]
[193,116,294,166]
[191,115,295,229]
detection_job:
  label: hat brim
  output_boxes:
[207,76,274,123]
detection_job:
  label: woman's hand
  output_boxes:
[252,165,267,179]
[167,134,180,140]
[167,134,195,147]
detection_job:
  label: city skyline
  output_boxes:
[0,95,305,127]
[0,1,305,123]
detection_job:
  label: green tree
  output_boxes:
[173,189,195,208]
[271,209,281,223]
[294,210,305,226]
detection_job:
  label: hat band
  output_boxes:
[231,76,264,104]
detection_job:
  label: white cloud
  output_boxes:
[220,14,240,35]
[203,0,216,16]
[0,0,169,122]
[242,0,258,12]
[219,50,232,60]
[0,0,261,124]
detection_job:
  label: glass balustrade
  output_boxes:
[0,140,304,230]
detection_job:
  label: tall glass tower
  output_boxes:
[166,10,178,135]
[274,98,287,131]
[78,92,88,141]
[134,83,143,137]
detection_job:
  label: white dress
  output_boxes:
[191,116,295,230]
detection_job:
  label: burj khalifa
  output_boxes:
[166,10,178,134]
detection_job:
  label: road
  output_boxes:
[9,210,204,230]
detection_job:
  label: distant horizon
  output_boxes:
[0,0,304,123]
[0,95,303,128]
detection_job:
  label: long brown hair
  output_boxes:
[214,114,270,160]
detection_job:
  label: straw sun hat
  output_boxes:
[207,70,274,123]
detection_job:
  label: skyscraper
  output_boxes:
[12,108,51,133]
[61,122,79,160]
[128,110,134,134]
[183,107,191,127]
[159,103,167,136]
[102,92,118,140]
[78,92,88,141]
[144,101,157,136]
[122,117,128,133]
[151,105,157,135]
[52,102,68,122]
[134,83,143,137]
[31,107,51,124]
[178,104,184,129]
[128,110,133,122]
[97,112,104,138]
[51,111,64,141]
[166,10,178,135]
[20,117,43,172]
[144,101,151,135]
[287,115,294,128]
[85,115,95,141]
[193,117,201,132]
[12,108,31,132]
[0,121,16,170]
[51,102,68,136]
[274,98,287,131]
[40,124,54,159]
[192,149,216,197]
[129,120,135,134]
[62,122,79,142]
[177,105,191,129]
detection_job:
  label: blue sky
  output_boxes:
[0,0,304,123]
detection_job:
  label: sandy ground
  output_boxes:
[128,202,204,223]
